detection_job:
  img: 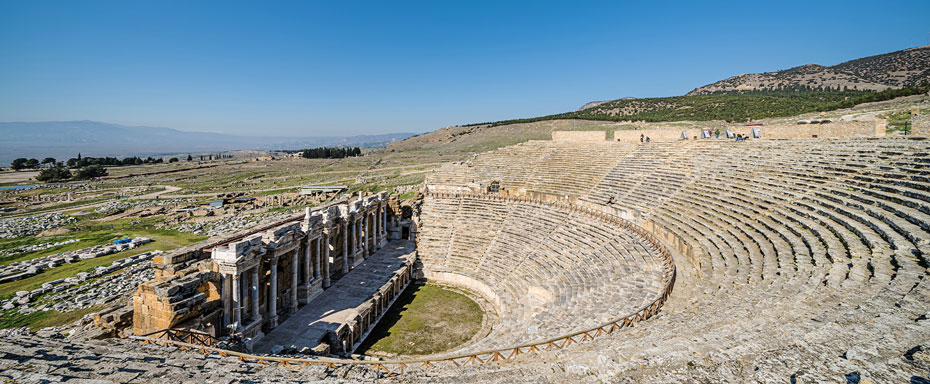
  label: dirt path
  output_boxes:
[129,185,181,200]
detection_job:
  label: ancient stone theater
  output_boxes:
[4,134,930,383]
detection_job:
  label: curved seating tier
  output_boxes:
[417,192,670,353]
[419,138,930,382]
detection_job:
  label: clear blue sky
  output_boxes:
[1,0,928,136]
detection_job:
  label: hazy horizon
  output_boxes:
[1,0,929,136]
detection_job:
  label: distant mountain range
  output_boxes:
[0,121,415,164]
[687,45,930,95]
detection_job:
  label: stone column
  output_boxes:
[375,206,381,250]
[361,214,368,257]
[268,257,279,328]
[314,237,321,280]
[251,267,260,325]
[381,206,387,237]
[368,212,374,255]
[342,222,349,274]
[290,248,298,314]
[221,274,230,327]
[348,220,355,255]
[240,271,249,321]
[355,219,361,253]
[303,239,311,284]
[231,273,241,329]
[323,234,331,288]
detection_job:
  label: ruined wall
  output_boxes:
[615,129,690,142]
[747,120,885,138]
[613,119,886,143]
[551,130,606,142]
[133,266,221,335]
[914,114,930,136]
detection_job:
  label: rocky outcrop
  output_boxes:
[688,46,930,95]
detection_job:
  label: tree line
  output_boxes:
[10,153,201,182]
[10,153,232,172]
[299,147,362,159]
[34,165,107,182]
[471,83,930,127]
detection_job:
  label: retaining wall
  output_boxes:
[613,119,886,143]
[914,114,930,136]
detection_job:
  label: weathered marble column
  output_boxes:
[231,273,241,329]
[361,214,368,257]
[314,237,321,280]
[290,248,298,314]
[251,267,260,324]
[342,222,349,274]
[303,239,311,284]
[381,206,387,237]
[348,220,355,255]
[367,212,374,255]
[375,206,381,250]
[355,219,361,253]
[322,234,331,288]
[240,271,249,321]
[268,257,279,328]
[221,274,230,327]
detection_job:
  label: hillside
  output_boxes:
[385,92,930,156]
[0,121,415,163]
[688,46,930,95]
[384,120,622,153]
[452,47,930,129]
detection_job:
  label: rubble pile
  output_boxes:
[0,239,81,259]
[0,237,151,284]
[94,198,196,216]
[0,213,75,239]
[169,211,299,237]
[1,250,161,314]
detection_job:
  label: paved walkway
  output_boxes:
[253,240,416,354]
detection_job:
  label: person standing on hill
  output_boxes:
[640,134,644,143]
[714,129,720,139]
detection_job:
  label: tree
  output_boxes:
[187,155,193,162]
[168,157,179,163]
[10,158,28,171]
[35,167,71,182]
[41,158,56,167]
[25,159,39,169]
[74,165,108,180]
